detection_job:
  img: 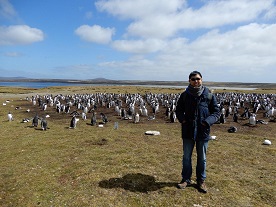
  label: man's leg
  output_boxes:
[178,138,195,189]
[196,140,209,193]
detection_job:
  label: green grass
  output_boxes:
[0,86,275,207]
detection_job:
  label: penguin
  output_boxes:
[220,113,226,124]
[141,106,148,116]
[170,111,176,123]
[32,98,36,106]
[70,115,78,128]
[91,112,97,126]
[41,118,48,130]
[32,114,39,127]
[221,107,226,115]
[225,108,230,117]
[148,114,156,121]
[56,105,61,113]
[115,105,121,116]
[100,113,108,124]
[83,106,88,114]
[42,103,47,111]
[134,113,140,123]
[22,118,30,123]
[65,105,70,113]
[8,112,13,121]
[249,114,256,125]
[241,107,250,119]
[81,112,87,120]
[121,108,126,119]
[228,126,237,133]
[268,107,274,118]
[165,107,171,117]
[152,106,156,115]
[233,112,238,122]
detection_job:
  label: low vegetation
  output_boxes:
[0,86,275,207]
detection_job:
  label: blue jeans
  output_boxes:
[181,138,208,182]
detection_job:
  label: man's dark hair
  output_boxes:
[189,70,202,79]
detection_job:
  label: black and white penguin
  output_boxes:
[170,111,176,123]
[70,115,78,128]
[22,118,30,123]
[115,105,121,116]
[100,113,108,124]
[42,103,47,111]
[81,112,87,120]
[141,106,148,117]
[228,126,237,133]
[65,105,70,113]
[8,112,13,121]
[219,113,226,124]
[148,114,156,121]
[91,112,97,126]
[121,108,126,119]
[165,107,171,118]
[32,114,39,127]
[41,118,48,130]
[241,107,251,119]
[134,113,139,123]
[233,113,238,122]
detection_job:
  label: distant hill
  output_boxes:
[88,78,109,81]
[0,77,275,89]
[0,76,27,80]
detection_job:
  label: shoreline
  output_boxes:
[0,79,275,89]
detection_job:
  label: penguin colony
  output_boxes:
[4,91,276,132]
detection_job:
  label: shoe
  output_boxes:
[197,181,207,193]
[177,180,192,189]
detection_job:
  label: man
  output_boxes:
[175,71,220,193]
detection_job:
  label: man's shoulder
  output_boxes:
[203,86,211,93]
[203,87,213,103]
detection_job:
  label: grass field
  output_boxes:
[0,86,275,207]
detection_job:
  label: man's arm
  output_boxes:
[204,94,220,126]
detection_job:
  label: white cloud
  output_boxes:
[112,38,166,54]
[187,23,276,65]
[96,22,276,82]
[4,51,23,57]
[95,0,184,19]
[0,0,17,20]
[264,5,276,19]
[0,25,44,45]
[75,24,115,44]
[91,0,276,82]
[98,58,158,80]
[95,0,276,39]
[85,11,93,19]
[156,23,276,80]
[178,0,275,29]
[126,14,180,39]
[95,0,185,39]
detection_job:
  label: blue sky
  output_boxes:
[1,0,276,83]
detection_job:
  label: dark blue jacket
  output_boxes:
[176,87,220,141]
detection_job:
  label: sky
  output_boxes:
[0,0,276,83]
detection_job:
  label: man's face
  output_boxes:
[189,74,202,87]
